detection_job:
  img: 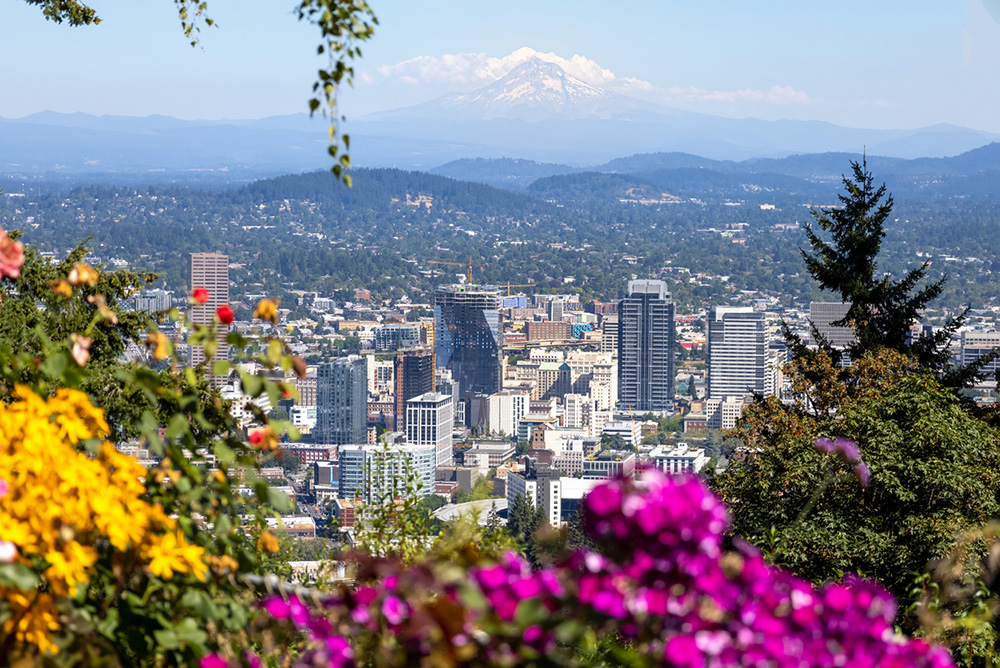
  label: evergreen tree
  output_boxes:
[797,158,988,387]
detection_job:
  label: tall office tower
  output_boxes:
[338,444,435,502]
[810,301,855,349]
[617,280,676,413]
[706,306,769,399]
[315,355,368,445]
[189,252,229,366]
[601,315,619,355]
[961,331,1000,389]
[548,298,564,323]
[394,345,436,430]
[405,391,455,467]
[434,284,502,398]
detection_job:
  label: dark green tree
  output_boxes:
[797,159,984,386]
[713,350,1000,596]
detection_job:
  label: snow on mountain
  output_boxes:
[367,56,680,122]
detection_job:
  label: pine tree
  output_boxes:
[797,158,988,387]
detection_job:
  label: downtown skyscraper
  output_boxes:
[706,306,768,399]
[617,279,676,413]
[315,355,368,445]
[189,252,229,366]
[394,345,435,431]
[434,284,501,398]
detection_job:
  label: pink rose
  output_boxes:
[0,231,24,280]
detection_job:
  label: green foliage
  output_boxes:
[0,235,307,665]
[354,445,434,563]
[797,159,977,385]
[453,476,496,504]
[714,350,1000,596]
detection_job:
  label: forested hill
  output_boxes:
[241,168,554,218]
[2,165,999,313]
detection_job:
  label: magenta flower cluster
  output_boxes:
[814,436,871,485]
[241,469,954,668]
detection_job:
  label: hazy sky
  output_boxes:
[5,0,1000,132]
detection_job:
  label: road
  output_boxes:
[432,499,508,525]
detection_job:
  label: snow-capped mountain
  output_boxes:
[368,56,680,122]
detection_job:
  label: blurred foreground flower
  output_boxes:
[216,304,235,324]
[191,287,210,304]
[0,229,24,279]
[67,262,98,287]
[146,331,169,360]
[257,469,954,668]
[253,298,280,325]
[70,334,92,367]
[815,436,870,485]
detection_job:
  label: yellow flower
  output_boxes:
[0,386,212,651]
[49,278,73,299]
[143,529,207,581]
[2,590,60,655]
[45,541,96,595]
[146,331,169,360]
[257,531,280,554]
[253,298,280,325]
[67,262,99,287]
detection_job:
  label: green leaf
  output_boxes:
[267,487,292,513]
[0,562,41,590]
[41,351,67,379]
[165,413,190,440]
[180,590,218,620]
[215,442,236,466]
[239,370,263,397]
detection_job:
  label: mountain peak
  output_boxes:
[442,56,610,120]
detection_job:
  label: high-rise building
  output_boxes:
[961,331,1000,389]
[189,252,229,366]
[315,356,368,445]
[338,444,435,502]
[601,315,619,355]
[810,301,855,349]
[405,391,455,467]
[548,298,564,323]
[617,280,675,413]
[434,284,502,398]
[706,306,769,399]
[394,346,436,430]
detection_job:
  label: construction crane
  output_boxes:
[428,256,488,285]
[503,281,536,296]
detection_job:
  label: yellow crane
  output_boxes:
[503,281,536,296]
[427,256,488,285]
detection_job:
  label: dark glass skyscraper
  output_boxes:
[435,284,501,398]
[618,280,675,413]
[315,355,368,445]
[394,345,436,430]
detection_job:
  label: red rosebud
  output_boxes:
[248,430,264,446]
[216,304,235,324]
[191,287,210,304]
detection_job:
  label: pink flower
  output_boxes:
[382,595,407,625]
[0,540,16,563]
[0,230,24,280]
[0,477,8,498]
[71,334,92,367]
[198,655,229,668]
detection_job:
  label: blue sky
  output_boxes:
[4,0,1000,131]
